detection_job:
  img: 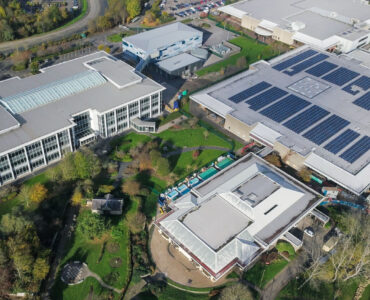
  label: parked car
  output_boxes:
[304,227,315,237]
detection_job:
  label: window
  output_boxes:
[0,156,10,173]
[31,158,45,169]
[129,101,139,117]
[1,172,12,183]
[58,130,70,149]
[43,135,59,155]
[14,165,29,176]
[140,97,150,113]
[26,141,43,160]
[98,115,106,137]
[73,112,92,140]
[9,149,27,168]
[47,152,60,162]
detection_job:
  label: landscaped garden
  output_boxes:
[196,36,279,77]
[243,241,296,288]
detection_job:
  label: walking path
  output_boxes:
[87,268,122,294]
[157,115,188,133]
[163,146,231,158]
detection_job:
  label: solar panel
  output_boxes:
[342,76,370,95]
[283,54,329,76]
[260,95,310,123]
[324,129,360,154]
[272,49,317,71]
[229,81,272,103]
[303,115,350,145]
[283,105,330,133]
[353,91,370,110]
[305,61,338,77]
[246,87,288,111]
[340,136,370,163]
[322,67,360,86]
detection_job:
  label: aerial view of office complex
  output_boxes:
[0,1,369,300]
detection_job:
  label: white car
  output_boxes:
[304,227,315,237]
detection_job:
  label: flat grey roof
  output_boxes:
[192,46,370,176]
[233,174,279,207]
[156,53,202,72]
[123,22,202,54]
[222,0,370,41]
[182,194,251,250]
[0,52,165,154]
[0,106,19,134]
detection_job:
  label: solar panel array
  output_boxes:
[246,87,288,111]
[283,54,329,76]
[353,91,370,110]
[305,61,338,77]
[322,67,360,86]
[303,115,350,145]
[272,49,317,71]
[324,129,360,154]
[283,105,330,133]
[260,95,310,123]
[340,136,370,163]
[229,81,271,103]
[342,76,370,95]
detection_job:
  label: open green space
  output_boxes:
[158,111,183,126]
[196,36,278,76]
[111,132,152,154]
[52,210,130,299]
[277,277,361,300]
[107,30,135,43]
[276,241,296,259]
[155,127,231,149]
[244,258,289,288]
[360,284,370,300]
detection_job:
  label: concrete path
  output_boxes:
[124,279,147,300]
[0,0,107,52]
[260,255,304,300]
[163,146,231,158]
[157,115,188,133]
[114,161,131,187]
[87,268,123,294]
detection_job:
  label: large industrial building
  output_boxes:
[190,46,370,195]
[122,22,203,71]
[156,154,321,281]
[219,0,370,53]
[0,52,165,186]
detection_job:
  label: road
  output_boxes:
[0,0,107,53]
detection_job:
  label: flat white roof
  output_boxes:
[219,0,370,42]
[158,154,319,277]
[156,53,202,72]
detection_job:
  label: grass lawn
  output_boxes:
[244,259,289,288]
[155,127,231,149]
[23,172,49,186]
[277,277,361,300]
[107,33,124,42]
[169,149,226,178]
[196,36,278,76]
[360,284,370,300]
[158,111,183,126]
[111,132,152,153]
[276,241,296,259]
[52,211,130,299]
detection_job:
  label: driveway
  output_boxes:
[0,0,107,52]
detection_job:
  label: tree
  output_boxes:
[18,185,32,207]
[98,44,105,51]
[98,185,115,195]
[122,179,140,196]
[29,183,48,204]
[1,213,31,236]
[219,283,254,300]
[236,56,247,68]
[0,267,13,298]
[32,257,49,282]
[59,153,78,181]
[71,187,83,206]
[157,157,170,176]
[192,149,200,159]
[46,166,61,182]
[76,211,109,240]
[104,46,111,54]
[126,0,142,19]
[88,19,98,33]
[203,129,209,140]
[29,61,39,74]
[126,211,146,234]
[298,168,312,183]
[150,149,161,166]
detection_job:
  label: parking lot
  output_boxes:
[162,0,226,19]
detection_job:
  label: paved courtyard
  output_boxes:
[150,228,230,287]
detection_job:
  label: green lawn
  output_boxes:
[52,211,130,299]
[196,36,278,76]
[158,111,183,126]
[244,259,289,288]
[111,132,151,153]
[360,284,370,300]
[23,172,49,186]
[277,277,361,300]
[276,241,296,259]
[155,127,231,149]
[107,33,124,42]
